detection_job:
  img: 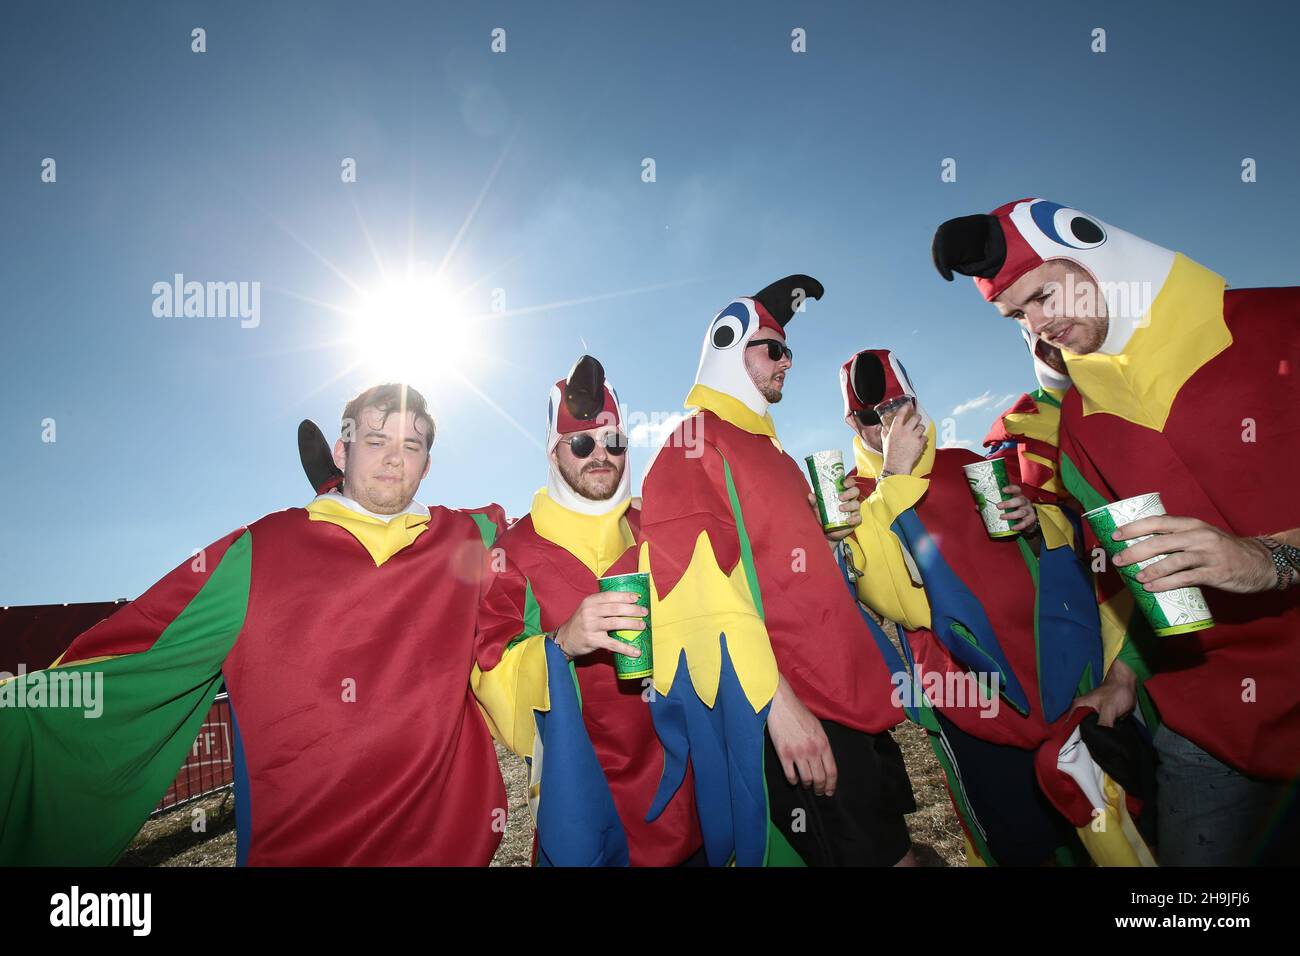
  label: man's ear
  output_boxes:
[421,451,432,480]
[333,439,348,473]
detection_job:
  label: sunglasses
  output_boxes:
[745,339,794,362]
[558,432,628,459]
[854,397,914,426]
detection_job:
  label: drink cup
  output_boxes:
[596,572,653,679]
[806,450,854,532]
[962,458,1017,539]
[1083,493,1215,637]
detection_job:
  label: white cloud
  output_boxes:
[939,438,976,449]
[951,391,1016,417]
[627,413,685,450]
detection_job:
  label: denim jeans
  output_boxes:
[1154,722,1297,865]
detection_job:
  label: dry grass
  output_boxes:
[121,734,962,867]
[123,619,965,869]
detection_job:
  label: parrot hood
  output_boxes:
[692,274,823,417]
[1021,328,1072,393]
[839,348,934,447]
[932,198,1178,356]
[545,354,631,516]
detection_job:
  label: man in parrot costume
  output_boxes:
[933,198,1300,864]
[296,359,702,866]
[0,383,535,866]
[468,355,705,866]
[637,275,917,867]
[839,347,1155,866]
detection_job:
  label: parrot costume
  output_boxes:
[637,275,914,867]
[0,489,524,865]
[837,348,1156,865]
[471,356,703,866]
[933,198,1300,786]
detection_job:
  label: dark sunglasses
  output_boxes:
[559,432,628,458]
[745,339,793,362]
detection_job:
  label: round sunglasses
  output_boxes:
[558,432,628,458]
[745,339,793,362]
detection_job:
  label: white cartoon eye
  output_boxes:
[1030,201,1106,250]
[709,302,751,350]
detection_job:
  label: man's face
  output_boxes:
[849,416,884,453]
[744,331,792,403]
[552,425,626,501]
[332,406,431,514]
[994,259,1109,356]
[847,398,914,453]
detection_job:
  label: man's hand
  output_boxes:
[767,676,838,796]
[1112,515,1275,594]
[807,485,862,543]
[996,483,1039,534]
[882,405,926,478]
[1069,659,1137,728]
[553,591,647,658]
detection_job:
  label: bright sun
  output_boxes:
[349,271,479,387]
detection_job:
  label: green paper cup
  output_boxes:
[1084,493,1215,637]
[806,450,854,531]
[597,572,653,679]
[962,458,1017,539]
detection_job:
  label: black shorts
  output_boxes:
[933,710,1080,865]
[764,719,916,866]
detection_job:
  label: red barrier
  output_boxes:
[155,693,235,814]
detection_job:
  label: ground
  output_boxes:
[119,729,965,867]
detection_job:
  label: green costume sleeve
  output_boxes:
[0,531,251,865]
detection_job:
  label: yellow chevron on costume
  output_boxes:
[306,497,429,567]
[999,390,1066,496]
[846,433,933,630]
[1002,397,1062,446]
[530,489,634,578]
[1036,503,1075,552]
[638,534,777,713]
[1063,255,1230,431]
[964,835,988,867]
[1097,590,1136,675]
[1075,774,1158,867]
[471,634,550,760]
[1022,451,1065,497]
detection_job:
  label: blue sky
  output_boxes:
[3,0,1298,604]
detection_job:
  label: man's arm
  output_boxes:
[1113,519,1300,594]
[471,549,646,759]
[0,528,249,865]
[845,412,933,629]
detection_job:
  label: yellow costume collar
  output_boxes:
[307,496,430,567]
[530,488,634,578]
[851,424,936,481]
[1063,254,1230,430]
[685,383,777,439]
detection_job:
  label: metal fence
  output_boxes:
[152,692,235,816]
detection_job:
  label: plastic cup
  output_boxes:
[1083,493,1215,637]
[806,450,854,531]
[962,458,1017,539]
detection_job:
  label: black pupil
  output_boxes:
[713,324,736,348]
[1070,216,1103,244]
